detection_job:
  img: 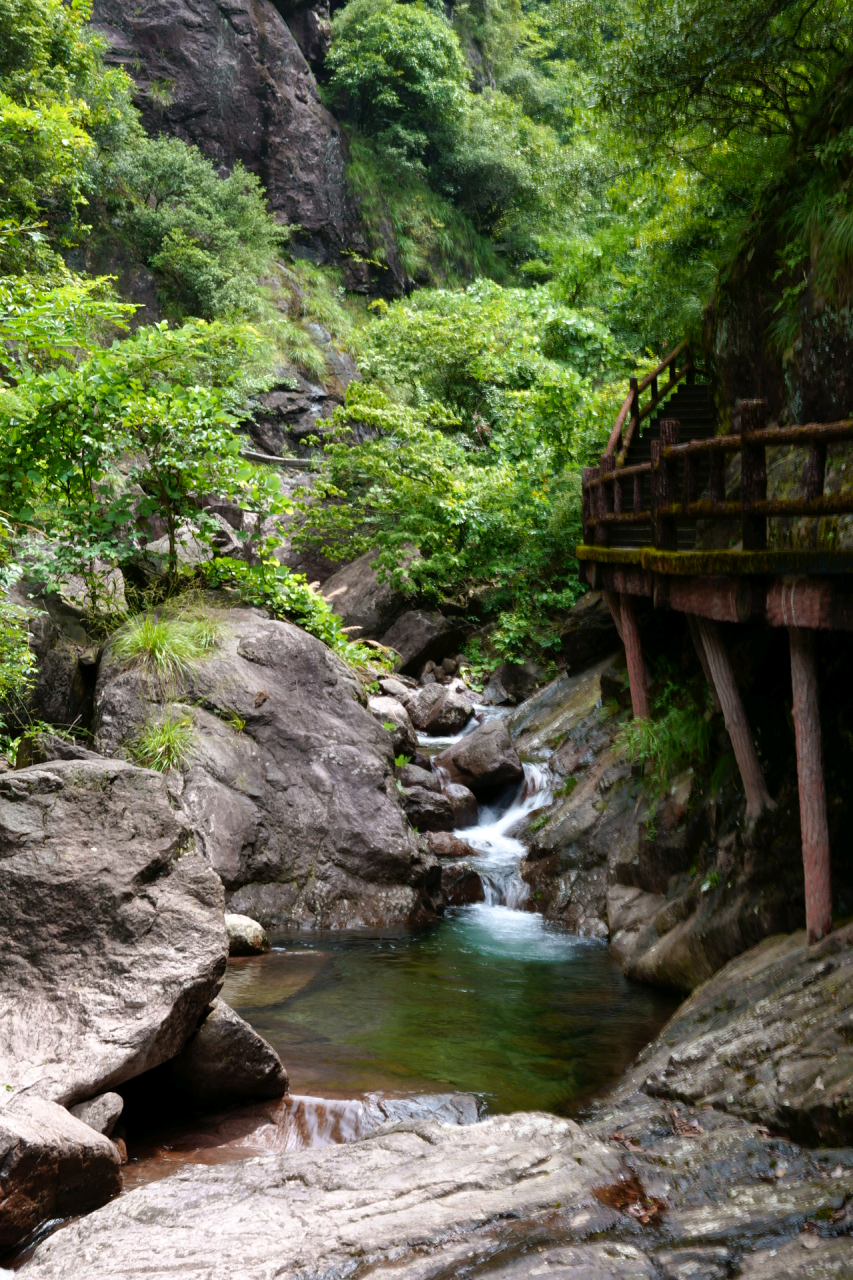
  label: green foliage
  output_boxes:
[201,555,393,671]
[130,707,195,771]
[110,612,221,684]
[616,669,713,805]
[1,315,289,586]
[328,0,468,167]
[96,137,289,322]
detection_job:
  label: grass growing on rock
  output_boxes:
[110,612,223,684]
[130,708,195,772]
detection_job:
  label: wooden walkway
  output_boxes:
[577,343,853,944]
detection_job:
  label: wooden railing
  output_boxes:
[582,399,853,550]
[605,340,695,464]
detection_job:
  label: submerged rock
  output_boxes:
[0,759,226,1107]
[434,719,523,797]
[225,914,270,956]
[0,1095,121,1249]
[168,999,288,1109]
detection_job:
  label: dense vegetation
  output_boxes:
[1,0,852,746]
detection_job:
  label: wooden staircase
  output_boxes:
[611,381,715,549]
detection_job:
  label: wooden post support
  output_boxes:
[652,419,680,550]
[686,615,721,712]
[602,589,625,644]
[581,467,593,544]
[695,617,774,821]
[620,593,650,720]
[789,627,833,943]
[597,454,614,546]
[804,441,828,502]
[738,399,768,550]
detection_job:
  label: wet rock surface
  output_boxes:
[167,999,288,1109]
[0,1096,121,1249]
[94,610,437,930]
[0,758,227,1107]
[434,719,524,797]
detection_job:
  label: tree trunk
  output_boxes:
[620,594,650,720]
[789,627,833,943]
[694,617,774,821]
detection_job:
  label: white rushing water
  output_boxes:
[460,762,553,908]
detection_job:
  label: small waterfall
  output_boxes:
[459,763,553,908]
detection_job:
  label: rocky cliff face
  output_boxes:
[92,0,366,266]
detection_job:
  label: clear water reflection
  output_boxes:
[222,906,678,1116]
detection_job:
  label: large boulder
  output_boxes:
[168,999,288,1109]
[69,1093,124,1138]
[94,609,438,929]
[23,1114,625,1278]
[0,1095,121,1249]
[443,782,478,828]
[321,553,409,639]
[434,719,524,798]
[0,759,227,1107]
[380,610,464,674]
[91,0,366,265]
[623,923,853,1146]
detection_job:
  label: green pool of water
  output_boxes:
[221,905,678,1116]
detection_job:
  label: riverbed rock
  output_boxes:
[23,1113,625,1278]
[0,1095,122,1249]
[320,553,408,639]
[443,781,478,828]
[399,786,455,834]
[434,719,523,797]
[225,913,270,956]
[441,864,485,905]
[425,832,479,859]
[482,660,542,707]
[168,999,288,1109]
[0,758,227,1107]
[421,687,473,735]
[404,683,446,731]
[380,610,465,674]
[94,610,437,930]
[69,1093,124,1138]
[622,922,853,1146]
[367,695,419,758]
[396,763,440,792]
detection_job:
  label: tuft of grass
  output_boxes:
[110,612,222,684]
[130,708,195,772]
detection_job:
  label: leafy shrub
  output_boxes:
[616,677,713,806]
[130,708,195,771]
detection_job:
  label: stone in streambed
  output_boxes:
[399,786,455,833]
[380,609,464,673]
[0,1094,121,1249]
[69,1092,124,1138]
[422,688,473,735]
[24,1113,624,1278]
[368,695,418,759]
[440,864,485,905]
[443,782,478,828]
[396,763,440,792]
[434,719,523,797]
[225,913,270,956]
[426,832,479,859]
[168,999,288,1109]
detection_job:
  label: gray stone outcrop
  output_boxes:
[94,609,438,929]
[0,759,227,1107]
